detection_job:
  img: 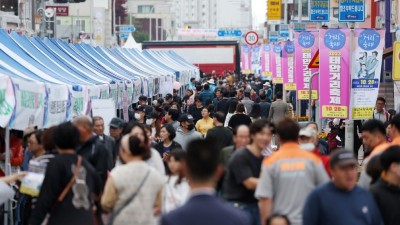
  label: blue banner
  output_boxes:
[310,0,330,22]
[352,79,379,88]
[269,31,279,43]
[217,30,242,37]
[338,0,365,22]
[279,24,290,38]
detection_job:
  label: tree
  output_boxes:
[131,17,149,43]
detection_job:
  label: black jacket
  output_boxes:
[77,136,112,186]
[154,141,182,175]
[370,178,400,225]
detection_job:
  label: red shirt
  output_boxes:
[313,148,331,177]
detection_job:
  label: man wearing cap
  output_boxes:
[263,82,272,100]
[303,150,383,225]
[134,105,147,124]
[165,93,174,105]
[208,79,216,92]
[109,117,125,163]
[174,114,202,151]
[299,127,330,176]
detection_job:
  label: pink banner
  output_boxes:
[282,41,296,90]
[271,44,283,84]
[319,29,351,119]
[241,45,252,73]
[261,44,272,80]
[295,31,319,100]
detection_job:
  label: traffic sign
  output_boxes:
[119,33,129,39]
[244,31,259,45]
[308,50,319,68]
[120,26,136,32]
[217,30,242,37]
[269,31,279,43]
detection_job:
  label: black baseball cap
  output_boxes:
[146,111,158,119]
[136,105,146,112]
[165,93,173,100]
[178,114,194,123]
[109,117,125,128]
[329,150,358,168]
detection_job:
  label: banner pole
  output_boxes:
[345,25,355,151]
[309,72,319,121]
[4,126,10,225]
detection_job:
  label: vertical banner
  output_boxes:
[133,78,142,103]
[0,75,15,127]
[241,45,252,74]
[271,44,283,84]
[261,44,272,80]
[319,29,351,119]
[393,41,400,80]
[268,0,282,20]
[350,29,385,119]
[99,84,110,99]
[282,41,296,90]
[338,0,366,22]
[251,45,261,74]
[295,31,319,100]
[309,0,330,22]
[44,84,69,128]
[10,78,46,129]
[68,85,90,120]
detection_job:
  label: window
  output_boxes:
[138,5,154,13]
[76,19,85,31]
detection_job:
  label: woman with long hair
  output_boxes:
[162,149,189,214]
[102,134,164,225]
[224,100,239,127]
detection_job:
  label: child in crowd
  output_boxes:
[162,149,189,214]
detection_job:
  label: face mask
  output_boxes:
[187,124,195,130]
[146,119,154,125]
[300,143,315,151]
[134,113,141,120]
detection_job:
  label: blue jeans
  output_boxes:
[227,201,261,225]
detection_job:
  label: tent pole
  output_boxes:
[3,126,10,225]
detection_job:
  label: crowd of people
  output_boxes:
[0,73,399,225]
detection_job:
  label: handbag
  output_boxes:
[108,167,151,225]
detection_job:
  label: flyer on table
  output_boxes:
[319,29,351,119]
[295,31,319,100]
[350,29,385,119]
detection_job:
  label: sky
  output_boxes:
[252,0,266,29]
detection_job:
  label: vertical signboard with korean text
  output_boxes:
[251,45,261,75]
[261,44,272,80]
[295,31,319,100]
[338,0,365,22]
[282,41,296,90]
[271,44,283,84]
[268,0,282,20]
[241,45,252,74]
[309,0,330,21]
[319,29,351,119]
[350,29,385,119]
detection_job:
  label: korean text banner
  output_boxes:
[251,45,261,75]
[338,0,365,22]
[310,0,330,22]
[295,31,319,100]
[241,45,252,74]
[282,41,296,90]
[261,44,272,81]
[44,83,69,128]
[271,44,283,84]
[319,29,351,119]
[10,78,46,129]
[0,75,16,127]
[350,29,385,119]
[268,0,282,20]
